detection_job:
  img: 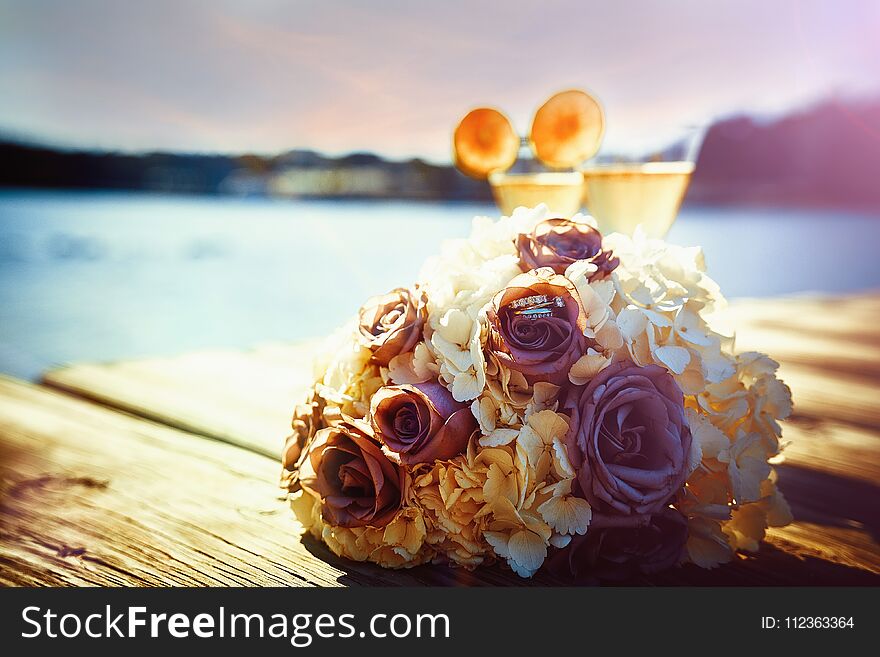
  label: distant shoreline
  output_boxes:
[3,96,880,212]
[2,184,880,217]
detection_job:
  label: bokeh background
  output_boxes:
[1,0,879,379]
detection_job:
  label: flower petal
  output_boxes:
[654,345,691,374]
[478,427,520,447]
[505,530,548,577]
[537,494,592,535]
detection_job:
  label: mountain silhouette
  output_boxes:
[690,98,880,210]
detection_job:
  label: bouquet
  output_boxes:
[280,205,793,581]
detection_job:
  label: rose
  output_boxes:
[281,391,323,491]
[281,389,344,492]
[370,382,476,465]
[358,287,427,366]
[566,360,692,516]
[299,418,405,528]
[547,508,688,582]
[486,268,588,384]
[517,218,618,279]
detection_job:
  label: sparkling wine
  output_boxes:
[489,171,584,218]
[582,162,694,237]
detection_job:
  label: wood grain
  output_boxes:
[5,292,880,586]
[1,375,877,586]
[0,376,416,587]
[42,342,318,459]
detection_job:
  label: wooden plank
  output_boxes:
[0,375,423,587]
[1,376,877,586]
[780,418,879,485]
[42,342,319,458]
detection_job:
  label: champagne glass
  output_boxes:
[488,140,584,217]
[459,90,603,218]
[581,125,705,238]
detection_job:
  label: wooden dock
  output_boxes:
[1,293,879,586]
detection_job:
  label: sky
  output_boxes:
[0,0,878,162]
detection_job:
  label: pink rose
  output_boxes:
[299,418,405,528]
[370,382,476,465]
[486,268,588,384]
[517,218,618,279]
[281,390,325,492]
[358,287,427,366]
[566,360,693,516]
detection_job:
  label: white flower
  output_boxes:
[686,517,733,569]
[429,307,487,402]
[564,262,622,347]
[562,261,622,385]
[313,321,383,418]
[471,388,522,447]
[721,430,773,503]
[602,229,736,395]
[484,529,548,578]
[471,204,551,255]
[467,409,589,577]
[515,410,572,481]
[698,351,792,456]
[604,228,723,312]
[537,478,592,536]
[724,474,792,552]
[524,382,562,418]
[685,406,729,464]
[386,341,438,384]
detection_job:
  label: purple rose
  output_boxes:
[370,382,477,465]
[566,360,692,516]
[486,268,588,384]
[547,508,688,582]
[517,218,618,279]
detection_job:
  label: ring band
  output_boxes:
[509,295,565,319]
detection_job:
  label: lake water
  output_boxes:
[2,189,879,380]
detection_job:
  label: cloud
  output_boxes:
[0,0,877,160]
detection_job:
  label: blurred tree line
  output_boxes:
[2,98,879,210]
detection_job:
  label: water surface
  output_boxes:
[2,190,879,379]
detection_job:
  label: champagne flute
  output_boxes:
[488,139,585,217]
[469,90,605,218]
[581,126,705,238]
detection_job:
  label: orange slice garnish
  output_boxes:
[453,107,520,179]
[530,89,604,168]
